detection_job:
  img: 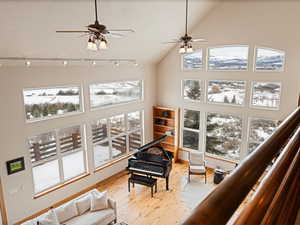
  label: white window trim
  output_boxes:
[206,80,247,107]
[88,80,144,111]
[253,46,286,72]
[206,45,250,72]
[28,124,87,195]
[249,81,282,111]
[23,85,84,124]
[181,49,204,71]
[181,79,204,103]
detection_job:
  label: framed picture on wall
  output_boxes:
[6,157,25,175]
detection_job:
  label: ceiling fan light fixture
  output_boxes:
[186,44,193,53]
[179,45,186,54]
[87,38,98,51]
[99,38,107,49]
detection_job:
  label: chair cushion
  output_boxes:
[190,165,206,173]
[55,201,79,223]
[189,152,205,165]
[64,209,115,225]
[36,210,60,225]
[75,193,91,215]
[90,191,108,212]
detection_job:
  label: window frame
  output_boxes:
[181,79,204,103]
[206,45,250,72]
[28,124,88,195]
[89,80,144,110]
[204,111,243,161]
[23,85,84,123]
[250,81,282,111]
[181,49,204,71]
[253,46,286,72]
[206,80,247,107]
[180,108,202,151]
[91,110,144,171]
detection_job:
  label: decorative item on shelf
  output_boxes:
[155,118,166,125]
[6,157,25,175]
[162,110,170,118]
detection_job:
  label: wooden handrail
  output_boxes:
[182,107,300,225]
[233,127,300,225]
[261,148,300,225]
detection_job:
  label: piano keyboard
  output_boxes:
[128,167,163,176]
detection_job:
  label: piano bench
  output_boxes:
[128,174,157,197]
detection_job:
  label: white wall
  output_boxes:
[0,64,156,224]
[157,1,300,169]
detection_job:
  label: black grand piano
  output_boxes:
[127,134,173,190]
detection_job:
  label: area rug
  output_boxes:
[181,180,215,210]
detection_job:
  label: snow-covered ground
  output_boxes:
[90,94,139,108]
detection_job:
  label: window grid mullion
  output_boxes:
[55,130,65,184]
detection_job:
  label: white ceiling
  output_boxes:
[0,0,220,64]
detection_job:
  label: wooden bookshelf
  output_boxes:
[153,106,179,162]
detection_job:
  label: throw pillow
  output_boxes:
[55,201,79,223]
[37,210,59,225]
[90,191,108,212]
[75,193,91,215]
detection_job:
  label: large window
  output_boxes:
[89,80,143,108]
[182,50,203,70]
[255,47,285,72]
[23,86,82,122]
[206,113,242,160]
[182,109,201,150]
[248,118,278,154]
[251,81,282,110]
[92,111,143,169]
[207,80,246,105]
[182,80,202,102]
[28,125,86,194]
[207,46,249,71]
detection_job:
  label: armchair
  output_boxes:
[188,151,207,183]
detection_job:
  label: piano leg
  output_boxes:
[166,176,169,190]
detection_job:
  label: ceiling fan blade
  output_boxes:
[56,30,89,33]
[108,29,135,34]
[162,41,180,44]
[192,38,206,42]
[105,32,125,38]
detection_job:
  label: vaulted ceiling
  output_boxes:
[0,0,220,64]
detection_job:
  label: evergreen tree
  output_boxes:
[224,95,230,103]
[186,81,201,100]
[231,95,237,104]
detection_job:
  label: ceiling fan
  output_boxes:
[164,0,206,54]
[56,0,135,51]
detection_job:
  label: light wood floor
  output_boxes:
[96,162,215,225]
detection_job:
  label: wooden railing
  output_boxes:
[182,106,300,225]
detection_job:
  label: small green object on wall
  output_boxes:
[6,157,25,175]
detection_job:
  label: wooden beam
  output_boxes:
[0,178,8,225]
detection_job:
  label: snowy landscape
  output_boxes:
[206,113,242,160]
[252,82,281,108]
[90,81,141,108]
[207,80,246,105]
[248,118,278,153]
[183,80,202,101]
[182,51,203,70]
[255,48,285,71]
[23,87,80,120]
[208,46,248,70]
[183,130,199,150]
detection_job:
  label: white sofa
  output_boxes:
[22,189,117,225]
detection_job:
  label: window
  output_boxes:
[182,109,201,150]
[255,47,285,72]
[91,111,144,169]
[89,80,143,108]
[206,113,242,160]
[251,81,282,109]
[182,50,203,70]
[208,46,249,71]
[248,118,278,154]
[182,80,202,102]
[207,80,246,106]
[23,86,82,122]
[28,125,86,194]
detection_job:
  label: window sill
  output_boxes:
[34,173,90,199]
[94,153,134,173]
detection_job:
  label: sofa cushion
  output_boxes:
[75,193,91,215]
[190,165,206,173]
[63,209,115,225]
[90,191,108,212]
[55,201,79,223]
[36,210,60,225]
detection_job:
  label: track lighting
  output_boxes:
[133,61,139,67]
[92,61,96,66]
[25,61,31,67]
[63,61,68,66]
[114,61,120,67]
